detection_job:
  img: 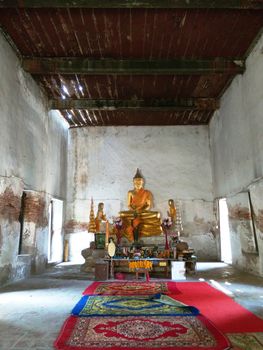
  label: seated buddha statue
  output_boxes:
[119,169,162,241]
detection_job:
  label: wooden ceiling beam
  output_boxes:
[1,0,263,9]
[23,58,245,75]
[49,98,219,111]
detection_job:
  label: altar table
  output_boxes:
[105,258,180,279]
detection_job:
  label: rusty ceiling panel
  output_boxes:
[22,57,245,75]
[0,6,262,127]
[36,74,233,100]
[49,97,219,111]
[0,9,263,58]
[61,109,213,127]
[1,0,263,9]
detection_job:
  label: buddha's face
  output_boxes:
[133,178,144,190]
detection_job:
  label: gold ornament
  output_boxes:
[88,198,96,233]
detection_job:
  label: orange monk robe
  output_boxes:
[129,189,152,211]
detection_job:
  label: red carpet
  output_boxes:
[54,314,230,350]
[167,282,263,333]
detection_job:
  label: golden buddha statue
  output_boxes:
[95,202,107,232]
[120,169,162,241]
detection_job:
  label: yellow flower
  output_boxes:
[129,260,153,271]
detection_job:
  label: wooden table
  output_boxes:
[105,258,175,279]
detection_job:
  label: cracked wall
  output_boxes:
[210,33,263,276]
[0,32,68,285]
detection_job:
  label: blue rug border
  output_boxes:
[71,294,200,317]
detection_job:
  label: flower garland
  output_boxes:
[162,217,173,230]
[129,260,153,271]
[113,217,123,244]
[162,217,173,250]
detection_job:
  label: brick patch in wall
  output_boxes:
[0,226,2,253]
[0,263,12,285]
[24,193,48,228]
[255,209,263,235]
[0,187,21,222]
[228,205,251,220]
[64,219,89,233]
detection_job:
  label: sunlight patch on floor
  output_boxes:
[209,279,234,296]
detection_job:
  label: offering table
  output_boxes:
[104,258,176,279]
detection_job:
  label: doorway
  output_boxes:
[219,198,232,264]
[48,198,63,263]
[18,192,27,254]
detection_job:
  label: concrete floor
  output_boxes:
[0,262,263,350]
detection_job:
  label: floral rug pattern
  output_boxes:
[227,332,263,350]
[54,315,230,350]
[72,294,199,317]
[83,281,168,296]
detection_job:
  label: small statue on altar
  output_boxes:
[95,202,107,233]
[167,199,176,222]
[120,169,162,241]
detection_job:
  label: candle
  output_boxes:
[105,220,109,248]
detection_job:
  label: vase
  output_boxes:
[164,229,169,250]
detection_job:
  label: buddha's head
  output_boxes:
[133,168,144,190]
[98,202,104,210]
[168,199,175,207]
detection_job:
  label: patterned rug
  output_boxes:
[82,281,169,296]
[227,332,263,350]
[54,315,231,350]
[72,294,199,317]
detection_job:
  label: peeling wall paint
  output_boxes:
[64,219,89,234]
[249,180,263,275]
[255,209,263,235]
[210,33,263,276]
[0,31,68,285]
[228,205,251,220]
[0,177,23,285]
[226,192,259,274]
[0,187,21,222]
[0,226,2,254]
[23,192,48,228]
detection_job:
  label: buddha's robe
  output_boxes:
[120,188,162,240]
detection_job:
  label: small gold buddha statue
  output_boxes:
[120,169,162,241]
[95,202,107,233]
[167,199,176,222]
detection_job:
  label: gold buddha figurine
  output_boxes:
[120,169,162,241]
[167,199,176,222]
[95,202,107,233]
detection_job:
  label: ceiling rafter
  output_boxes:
[50,98,219,111]
[1,0,263,9]
[22,57,245,75]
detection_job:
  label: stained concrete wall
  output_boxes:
[0,32,68,285]
[66,126,218,262]
[209,33,263,275]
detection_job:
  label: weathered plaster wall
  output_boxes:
[0,32,68,285]
[66,126,218,261]
[0,177,26,284]
[209,33,263,275]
